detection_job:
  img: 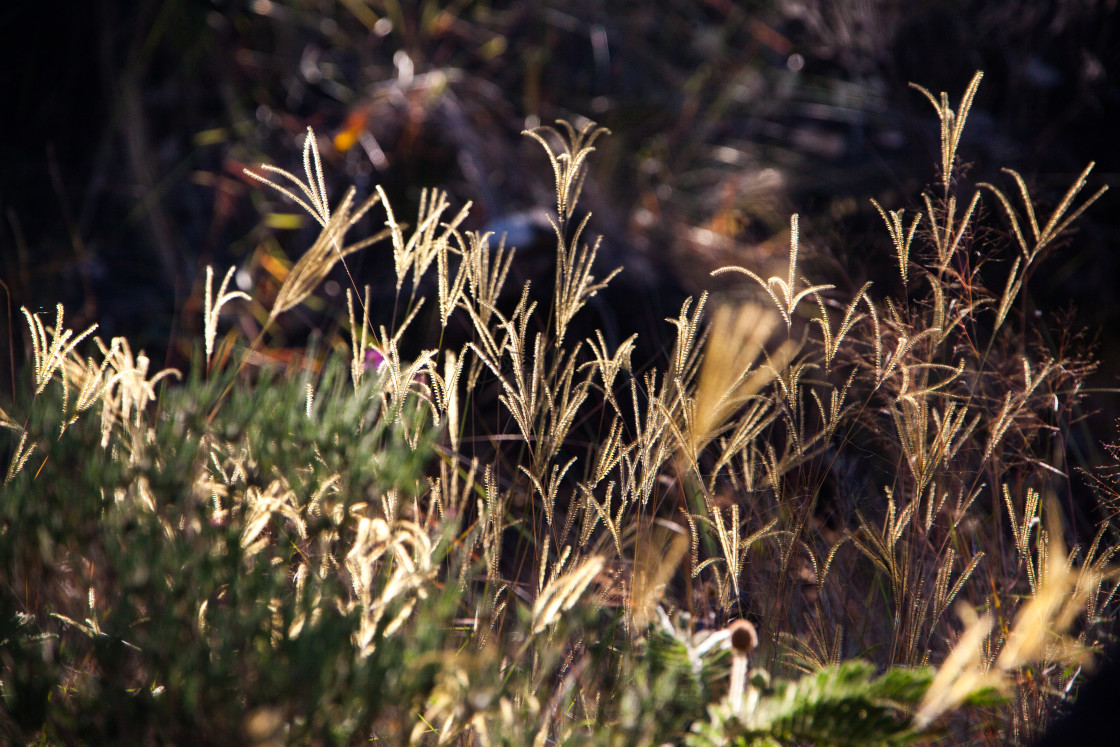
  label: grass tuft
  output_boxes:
[3,70,1117,745]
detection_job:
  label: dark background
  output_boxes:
[3,0,1118,415]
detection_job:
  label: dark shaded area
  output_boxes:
[1036,645,1120,747]
[3,0,251,393]
[5,0,1118,368]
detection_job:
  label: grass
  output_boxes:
[2,71,1117,745]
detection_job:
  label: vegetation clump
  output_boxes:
[2,72,1116,745]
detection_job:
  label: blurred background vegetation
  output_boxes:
[2,0,1118,520]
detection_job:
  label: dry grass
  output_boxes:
[3,72,1117,745]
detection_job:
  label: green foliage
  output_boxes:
[0,351,445,743]
[690,661,935,747]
